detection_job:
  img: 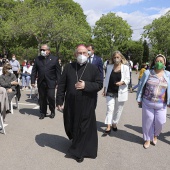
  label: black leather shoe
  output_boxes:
[76,157,84,163]
[50,113,55,119]
[6,110,11,114]
[112,127,118,131]
[39,114,46,119]
[102,129,111,137]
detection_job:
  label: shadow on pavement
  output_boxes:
[124,124,142,134]
[167,114,170,119]
[96,121,105,133]
[19,108,39,117]
[125,124,170,145]
[35,133,71,154]
[110,129,143,145]
[25,98,39,104]
[158,131,170,145]
[97,122,143,144]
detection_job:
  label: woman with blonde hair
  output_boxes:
[102,51,130,136]
[0,63,18,113]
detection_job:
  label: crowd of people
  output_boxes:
[0,44,170,163]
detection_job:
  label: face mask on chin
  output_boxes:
[40,51,47,57]
[77,55,88,65]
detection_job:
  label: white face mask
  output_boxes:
[8,69,13,73]
[12,58,16,61]
[88,51,92,56]
[77,55,88,64]
[41,51,47,57]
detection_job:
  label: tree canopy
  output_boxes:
[93,12,133,58]
[0,0,91,60]
[1,1,169,64]
[143,10,170,57]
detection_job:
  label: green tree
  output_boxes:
[143,40,149,63]
[143,10,170,57]
[0,0,17,55]
[93,12,133,57]
[6,0,91,57]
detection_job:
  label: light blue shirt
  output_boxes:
[10,60,20,71]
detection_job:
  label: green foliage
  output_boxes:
[143,10,170,57]
[93,12,133,58]
[0,0,91,62]
[119,41,143,65]
[142,40,149,63]
[2,0,169,64]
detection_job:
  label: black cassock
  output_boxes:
[56,62,103,159]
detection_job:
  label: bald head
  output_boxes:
[75,45,88,57]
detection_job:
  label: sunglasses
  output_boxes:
[40,49,47,51]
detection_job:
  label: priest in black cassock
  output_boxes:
[56,44,103,163]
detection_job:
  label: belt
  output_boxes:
[106,92,118,98]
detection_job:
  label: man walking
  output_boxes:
[31,44,61,119]
[56,44,103,163]
[86,44,103,80]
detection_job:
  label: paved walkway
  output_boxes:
[0,72,170,170]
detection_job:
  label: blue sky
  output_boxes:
[73,0,170,40]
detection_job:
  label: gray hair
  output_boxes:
[41,44,50,50]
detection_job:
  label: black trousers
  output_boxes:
[38,81,55,115]
[128,72,132,88]
[13,71,19,79]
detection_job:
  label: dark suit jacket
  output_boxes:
[31,54,61,88]
[91,54,103,80]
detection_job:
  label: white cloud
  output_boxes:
[74,1,170,40]
[116,11,150,40]
[74,0,143,11]
[84,10,103,26]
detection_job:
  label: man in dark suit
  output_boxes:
[86,45,103,80]
[86,45,103,108]
[31,44,61,119]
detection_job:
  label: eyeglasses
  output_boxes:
[40,49,47,51]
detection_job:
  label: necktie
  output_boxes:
[89,57,91,63]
